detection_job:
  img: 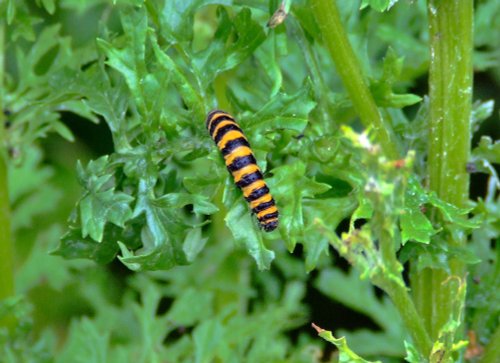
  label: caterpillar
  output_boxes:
[206,110,279,232]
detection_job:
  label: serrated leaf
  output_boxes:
[370,48,422,108]
[51,120,75,141]
[122,179,189,270]
[80,188,134,242]
[118,242,187,271]
[409,178,480,230]
[400,182,436,244]
[271,161,331,250]
[403,239,481,273]
[404,341,424,363]
[312,323,382,363]
[472,136,500,164]
[303,196,357,271]
[157,0,231,43]
[245,81,316,134]
[337,329,406,357]
[427,192,480,229]
[155,192,218,215]
[192,7,266,88]
[76,65,129,137]
[225,200,275,270]
[400,209,434,244]
[150,31,205,119]
[54,227,121,264]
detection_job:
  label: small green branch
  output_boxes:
[310,0,398,158]
[413,0,473,341]
[319,215,432,357]
[375,220,432,356]
[0,20,15,330]
[382,279,432,358]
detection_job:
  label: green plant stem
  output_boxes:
[0,20,15,329]
[480,323,500,363]
[376,227,432,357]
[412,0,473,342]
[310,0,398,158]
[383,280,433,357]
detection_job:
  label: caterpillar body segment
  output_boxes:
[206,110,279,232]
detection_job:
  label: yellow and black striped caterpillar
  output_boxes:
[206,110,279,232]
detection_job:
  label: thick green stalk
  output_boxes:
[412,0,473,342]
[310,0,398,158]
[0,20,15,329]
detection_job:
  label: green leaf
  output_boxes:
[54,225,129,264]
[76,157,134,242]
[40,0,56,14]
[245,81,316,135]
[225,199,275,270]
[472,136,500,164]
[312,323,382,363]
[370,48,422,108]
[254,34,283,96]
[471,99,494,130]
[155,192,218,215]
[56,318,109,363]
[303,196,357,271]
[400,239,481,273]
[400,181,436,244]
[150,31,205,119]
[156,0,231,43]
[80,189,134,242]
[118,179,190,270]
[427,192,480,229]
[400,208,434,244]
[70,64,129,137]
[166,288,214,326]
[183,227,209,262]
[52,121,75,141]
[361,0,400,12]
[97,7,150,116]
[408,178,480,230]
[404,341,424,363]
[118,242,187,271]
[271,161,331,250]
[192,7,266,88]
[193,319,225,363]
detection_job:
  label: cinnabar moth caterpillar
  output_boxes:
[206,110,279,232]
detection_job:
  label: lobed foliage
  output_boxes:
[0,0,499,362]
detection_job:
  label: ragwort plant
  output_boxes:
[0,0,499,362]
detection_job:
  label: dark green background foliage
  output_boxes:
[0,0,498,362]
